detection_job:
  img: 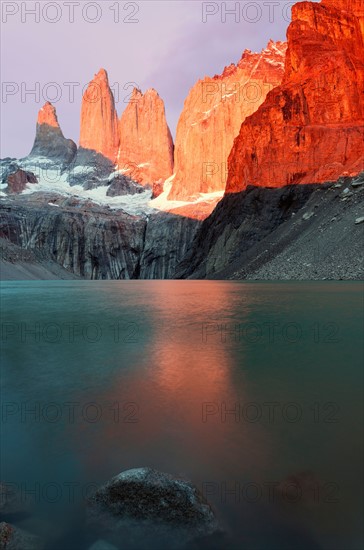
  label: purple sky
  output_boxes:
[1,1,318,158]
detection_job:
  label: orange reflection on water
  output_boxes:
[78,282,270,483]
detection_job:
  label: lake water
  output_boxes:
[1,281,363,549]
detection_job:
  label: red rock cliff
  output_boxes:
[118,88,174,186]
[168,40,287,200]
[226,0,364,193]
[79,68,119,163]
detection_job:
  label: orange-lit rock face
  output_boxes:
[321,0,364,46]
[79,68,119,163]
[37,101,60,128]
[167,41,287,200]
[226,0,364,193]
[118,88,174,186]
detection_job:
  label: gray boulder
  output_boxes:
[87,468,221,549]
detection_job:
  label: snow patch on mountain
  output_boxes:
[1,158,223,216]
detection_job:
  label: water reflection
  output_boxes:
[1,281,363,549]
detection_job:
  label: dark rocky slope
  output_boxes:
[174,174,364,280]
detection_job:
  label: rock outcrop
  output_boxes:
[5,168,38,194]
[168,40,287,200]
[1,159,38,194]
[87,468,220,548]
[226,0,364,193]
[28,102,77,168]
[118,88,174,186]
[79,69,120,164]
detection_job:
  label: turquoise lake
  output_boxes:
[1,281,363,549]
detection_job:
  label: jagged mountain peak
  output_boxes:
[78,67,119,162]
[118,86,174,186]
[94,67,109,80]
[29,102,76,167]
[37,102,60,129]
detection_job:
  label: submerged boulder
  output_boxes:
[0,522,44,550]
[87,468,221,549]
